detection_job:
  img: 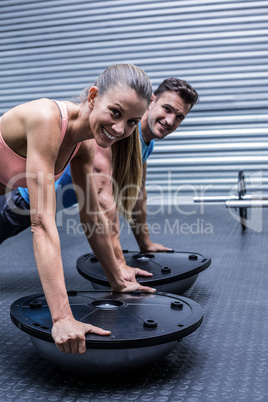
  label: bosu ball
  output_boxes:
[77,250,211,294]
[10,290,203,376]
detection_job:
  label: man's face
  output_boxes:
[147,91,192,140]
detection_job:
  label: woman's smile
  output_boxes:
[102,127,116,141]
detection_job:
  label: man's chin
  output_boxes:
[152,131,167,140]
[155,124,170,138]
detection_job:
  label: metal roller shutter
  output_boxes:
[1,0,267,200]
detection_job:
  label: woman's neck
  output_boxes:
[66,102,94,144]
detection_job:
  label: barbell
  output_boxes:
[193,171,268,230]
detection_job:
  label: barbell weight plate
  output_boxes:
[239,207,247,231]
[238,171,247,230]
[238,170,247,199]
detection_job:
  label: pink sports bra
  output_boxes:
[0,100,81,189]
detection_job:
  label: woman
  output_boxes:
[0,64,155,354]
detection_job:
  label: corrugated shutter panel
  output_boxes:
[1,0,267,199]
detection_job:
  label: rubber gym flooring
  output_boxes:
[1,204,268,401]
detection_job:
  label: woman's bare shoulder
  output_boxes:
[25,98,60,121]
[0,99,62,156]
[2,98,60,127]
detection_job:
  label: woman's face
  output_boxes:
[88,86,148,148]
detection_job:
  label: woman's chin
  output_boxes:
[96,138,111,149]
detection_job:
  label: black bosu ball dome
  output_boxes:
[77,250,211,294]
[10,290,203,377]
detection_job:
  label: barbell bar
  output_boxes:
[193,171,267,230]
[194,195,268,203]
[226,200,268,208]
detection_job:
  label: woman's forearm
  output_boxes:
[31,222,73,322]
[30,217,112,354]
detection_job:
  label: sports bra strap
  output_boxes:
[52,100,68,145]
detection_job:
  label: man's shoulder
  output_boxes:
[147,139,154,155]
[141,139,154,163]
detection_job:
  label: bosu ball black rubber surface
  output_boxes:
[10,290,203,376]
[76,250,211,294]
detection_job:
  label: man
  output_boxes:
[0,78,198,276]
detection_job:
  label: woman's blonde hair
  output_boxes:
[111,126,142,222]
[82,64,152,222]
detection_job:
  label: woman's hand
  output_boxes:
[52,316,111,354]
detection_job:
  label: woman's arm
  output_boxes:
[25,102,110,354]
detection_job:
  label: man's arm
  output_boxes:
[93,145,153,281]
[131,162,172,252]
[70,141,155,288]
[99,161,171,281]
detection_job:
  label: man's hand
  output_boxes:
[52,316,111,354]
[140,241,173,252]
[112,278,156,294]
[119,262,153,282]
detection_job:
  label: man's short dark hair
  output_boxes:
[154,78,199,109]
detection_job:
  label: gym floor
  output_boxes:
[1,204,268,401]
